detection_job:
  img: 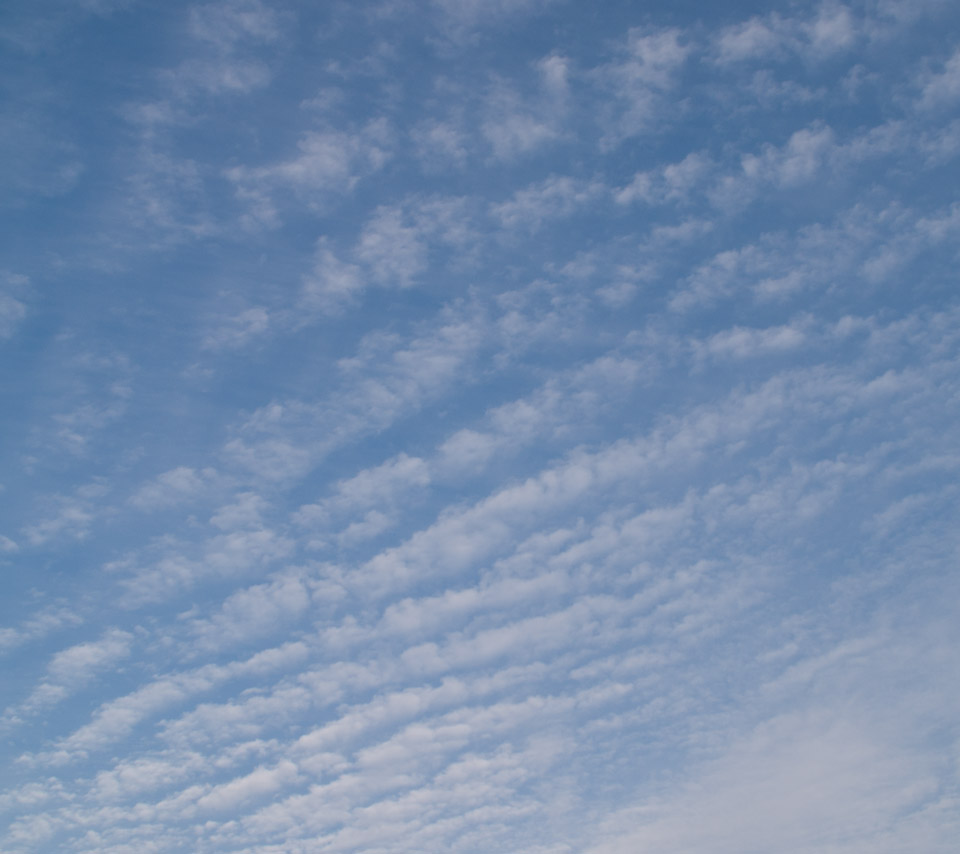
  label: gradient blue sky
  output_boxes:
[2,1,960,852]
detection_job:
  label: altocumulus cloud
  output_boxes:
[1,1,959,852]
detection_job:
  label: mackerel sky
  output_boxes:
[2,1,960,852]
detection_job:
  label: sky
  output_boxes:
[1,0,959,851]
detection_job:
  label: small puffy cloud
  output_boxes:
[189,571,312,651]
[296,453,431,544]
[696,322,808,361]
[23,485,106,546]
[918,46,960,110]
[45,630,133,685]
[715,16,785,64]
[7,629,134,719]
[437,428,501,474]
[492,175,604,231]
[209,491,268,531]
[430,0,560,39]
[188,0,282,50]
[227,123,392,224]
[743,124,837,187]
[0,607,83,656]
[301,243,365,315]
[164,58,272,96]
[326,453,431,514]
[712,4,857,65]
[412,119,469,169]
[483,98,561,160]
[356,206,429,287]
[805,2,857,55]
[596,27,690,144]
[615,152,712,206]
[131,466,216,510]
[202,307,270,350]
[0,273,29,339]
[194,760,301,813]
[710,123,837,210]
[481,58,570,160]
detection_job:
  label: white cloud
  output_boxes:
[297,453,430,526]
[165,57,273,96]
[430,0,561,39]
[301,242,366,314]
[227,123,392,224]
[225,304,488,482]
[806,2,857,55]
[697,321,808,360]
[30,642,309,763]
[23,484,107,546]
[918,45,960,110]
[482,58,570,160]
[492,175,604,231]
[412,119,469,168]
[3,3,959,851]
[194,760,300,813]
[209,491,268,530]
[188,0,281,50]
[715,16,785,64]
[5,629,134,720]
[712,3,858,65]
[188,570,313,651]
[131,466,216,510]
[201,306,270,350]
[0,606,83,657]
[117,520,294,606]
[587,615,960,854]
[356,206,429,287]
[596,27,689,145]
[615,152,712,205]
[0,272,28,339]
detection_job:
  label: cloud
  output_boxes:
[0,606,83,657]
[188,0,282,50]
[492,175,604,231]
[296,453,430,527]
[227,122,393,226]
[301,242,366,314]
[587,613,960,854]
[356,206,429,287]
[696,320,808,360]
[0,273,29,339]
[595,27,689,145]
[131,466,217,510]
[118,524,295,606]
[481,57,571,159]
[188,570,314,652]
[5,629,134,721]
[28,642,310,763]
[3,2,960,851]
[430,0,561,39]
[201,306,270,350]
[918,45,960,110]
[614,152,713,206]
[714,16,785,64]
[194,759,301,813]
[225,303,489,482]
[712,3,858,65]
[412,119,469,168]
[23,483,108,546]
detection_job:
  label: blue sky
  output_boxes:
[2,0,960,851]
